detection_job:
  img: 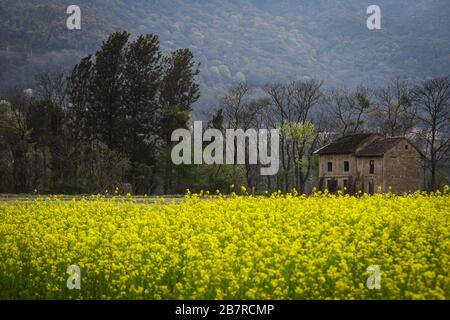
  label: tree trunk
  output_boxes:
[430,158,436,191]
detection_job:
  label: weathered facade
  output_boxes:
[314,134,423,194]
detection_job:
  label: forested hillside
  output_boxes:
[1,0,449,115]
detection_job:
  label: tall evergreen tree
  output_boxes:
[67,55,93,144]
[160,49,200,113]
[159,48,200,193]
[123,34,162,164]
[89,31,130,151]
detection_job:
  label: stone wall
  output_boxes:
[356,157,384,193]
[383,140,422,193]
[318,154,357,190]
[318,139,422,194]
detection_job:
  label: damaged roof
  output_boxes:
[315,134,422,158]
[314,133,374,155]
[355,138,405,157]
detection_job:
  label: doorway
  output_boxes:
[368,180,375,195]
[327,179,338,193]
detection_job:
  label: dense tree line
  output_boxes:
[0,31,199,194]
[0,32,449,194]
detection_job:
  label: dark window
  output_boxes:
[405,145,409,150]
[344,161,349,172]
[328,162,333,172]
[343,179,348,189]
[327,179,338,193]
[370,160,375,174]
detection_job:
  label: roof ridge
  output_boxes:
[370,137,404,143]
[314,133,379,155]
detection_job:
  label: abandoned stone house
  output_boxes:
[314,134,423,194]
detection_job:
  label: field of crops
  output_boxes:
[0,189,449,300]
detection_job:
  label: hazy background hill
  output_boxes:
[1,0,449,117]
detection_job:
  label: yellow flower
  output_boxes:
[0,188,448,300]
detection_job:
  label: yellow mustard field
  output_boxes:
[0,190,449,300]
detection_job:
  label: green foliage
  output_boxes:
[2,1,449,114]
[0,29,201,195]
[160,49,200,112]
[281,121,315,143]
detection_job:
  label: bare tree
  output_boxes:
[371,77,416,136]
[263,82,290,124]
[327,85,372,136]
[221,82,259,189]
[264,82,291,191]
[288,79,323,123]
[35,72,68,108]
[222,82,267,129]
[413,76,450,191]
[264,79,324,192]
